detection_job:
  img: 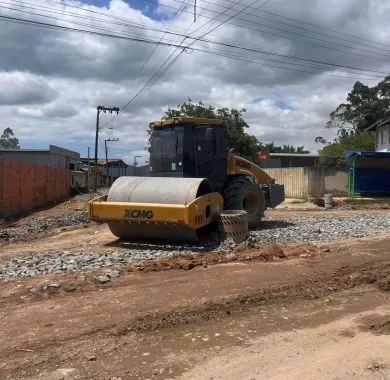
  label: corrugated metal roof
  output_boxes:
[366,116,390,131]
[344,150,390,158]
[269,153,318,158]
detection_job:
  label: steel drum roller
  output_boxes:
[106,177,213,241]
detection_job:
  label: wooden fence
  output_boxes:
[0,158,70,217]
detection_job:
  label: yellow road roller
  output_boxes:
[89,117,284,241]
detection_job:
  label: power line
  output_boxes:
[135,0,390,61]
[0,12,386,80]
[7,0,390,64]
[196,0,390,51]
[3,1,390,75]
[117,0,268,113]
[40,0,390,52]
[98,0,189,130]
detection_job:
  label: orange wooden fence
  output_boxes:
[0,159,70,217]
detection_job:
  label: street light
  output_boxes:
[133,155,141,176]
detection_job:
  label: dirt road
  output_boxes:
[1,223,390,379]
[1,198,389,379]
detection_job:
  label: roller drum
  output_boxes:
[107,177,212,242]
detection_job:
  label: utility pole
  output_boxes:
[94,105,119,191]
[133,155,141,176]
[104,138,119,186]
[194,0,197,21]
[87,146,90,191]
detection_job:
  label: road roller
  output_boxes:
[89,117,285,241]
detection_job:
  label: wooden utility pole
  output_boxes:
[93,105,119,191]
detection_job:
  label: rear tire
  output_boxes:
[223,176,265,229]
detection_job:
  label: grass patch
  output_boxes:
[290,199,307,204]
[345,197,390,206]
[311,197,325,207]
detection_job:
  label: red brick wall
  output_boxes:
[0,159,70,217]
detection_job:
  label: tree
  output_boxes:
[154,100,310,163]
[327,75,390,133]
[159,100,261,162]
[258,142,309,153]
[0,128,20,149]
[318,130,375,167]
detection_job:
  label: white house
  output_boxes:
[367,116,390,152]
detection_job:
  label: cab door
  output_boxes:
[194,125,216,181]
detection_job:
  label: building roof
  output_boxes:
[269,153,318,158]
[344,150,390,158]
[81,158,128,166]
[366,116,390,131]
[0,144,79,158]
[150,117,225,128]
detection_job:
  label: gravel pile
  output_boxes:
[0,213,389,280]
[0,248,202,280]
[249,214,390,244]
[0,212,88,244]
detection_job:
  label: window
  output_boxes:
[381,129,384,144]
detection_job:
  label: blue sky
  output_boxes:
[81,0,160,19]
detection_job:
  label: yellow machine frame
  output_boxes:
[89,192,223,230]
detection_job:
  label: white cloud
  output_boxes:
[0,0,389,160]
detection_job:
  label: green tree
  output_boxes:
[155,100,310,162]
[160,100,261,162]
[318,130,375,167]
[258,142,309,153]
[0,128,20,149]
[327,75,390,132]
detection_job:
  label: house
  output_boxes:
[0,145,80,170]
[258,152,319,168]
[366,116,390,152]
[80,158,150,186]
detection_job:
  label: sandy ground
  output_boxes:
[0,198,389,379]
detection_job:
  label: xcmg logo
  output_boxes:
[124,209,154,219]
[235,160,251,170]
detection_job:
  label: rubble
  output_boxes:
[0,212,88,244]
[0,213,388,280]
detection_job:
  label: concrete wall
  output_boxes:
[0,159,70,217]
[265,167,348,198]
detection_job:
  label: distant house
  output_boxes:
[258,152,319,168]
[0,144,80,170]
[80,158,150,186]
[366,116,390,152]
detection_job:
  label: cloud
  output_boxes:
[0,72,57,105]
[0,0,389,159]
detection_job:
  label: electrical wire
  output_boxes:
[134,0,390,61]
[0,11,386,79]
[3,1,390,73]
[7,0,390,64]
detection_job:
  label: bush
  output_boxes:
[311,197,325,207]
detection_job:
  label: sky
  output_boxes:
[0,0,389,164]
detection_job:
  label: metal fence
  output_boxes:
[264,167,348,198]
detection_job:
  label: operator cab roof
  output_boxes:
[150,117,225,128]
